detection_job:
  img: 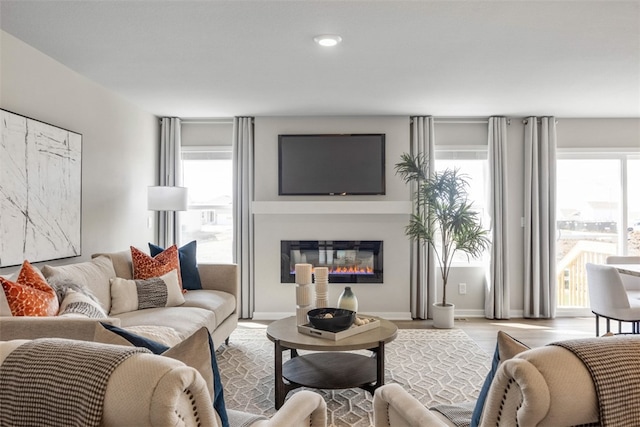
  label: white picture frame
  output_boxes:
[0,109,82,267]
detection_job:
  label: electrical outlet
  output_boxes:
[458,283,467,295]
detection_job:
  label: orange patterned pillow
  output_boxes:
[131,245,182,289]
[0,260,59,316]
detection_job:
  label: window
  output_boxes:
[555,152,639,311]
[435,148,489,265]
[181,147,233,263]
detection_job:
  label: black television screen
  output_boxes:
[278,134,385,196]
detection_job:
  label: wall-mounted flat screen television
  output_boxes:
[278,134,385,196]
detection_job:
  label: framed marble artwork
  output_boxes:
[0,110,82,267]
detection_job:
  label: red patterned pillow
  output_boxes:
[0,260,59,316]
[131,245,182,289]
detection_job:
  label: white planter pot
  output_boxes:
[432,302,455,329]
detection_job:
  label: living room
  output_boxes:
[1,1,640,426]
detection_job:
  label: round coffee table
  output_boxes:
[266,316,398,409]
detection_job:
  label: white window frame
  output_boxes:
[557,149,639,255]
[435,145,489,267]
[180,145,233,263]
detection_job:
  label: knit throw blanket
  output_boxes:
[551,336,640,427]
[0,338,149,427]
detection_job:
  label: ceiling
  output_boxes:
[1,1,639,118]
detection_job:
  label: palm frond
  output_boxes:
[397,153,492,306]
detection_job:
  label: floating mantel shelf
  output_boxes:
[251,201,412,215]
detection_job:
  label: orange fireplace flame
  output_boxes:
[311,266,374,275]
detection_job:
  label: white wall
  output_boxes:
[181,121,233,147]
[252,116,412,319]
[251,116,639,319]
[0,30,158,274]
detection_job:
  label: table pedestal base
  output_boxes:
[273,339,386,409]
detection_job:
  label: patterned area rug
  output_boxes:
[217,327,491,427]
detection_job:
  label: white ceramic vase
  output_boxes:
[432,302,455,329]
[337,286,358,313]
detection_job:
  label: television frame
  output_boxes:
[278,133,386,196]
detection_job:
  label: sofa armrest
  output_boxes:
[198,263,238,299]
[0,316,120,341]
[482,346,598,426]
[1,340,218,427]
[373,383,450,427]
[251,390,327,427]
[104,353,218,427]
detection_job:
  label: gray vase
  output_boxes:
[337,286,358,312]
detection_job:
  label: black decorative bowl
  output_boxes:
[307,308,356,332]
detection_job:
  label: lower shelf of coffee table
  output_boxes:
[282,352,377,389]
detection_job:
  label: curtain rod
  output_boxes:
[434,119,489,124]
[180,118,234,125]
[522,118,559,125]
[412,118,512,125]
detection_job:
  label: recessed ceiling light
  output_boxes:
[313,35,342,47]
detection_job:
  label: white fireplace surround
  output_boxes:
[252,200,413,321]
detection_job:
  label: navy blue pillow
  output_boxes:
[100,323,228,427]
[470,332,529,427]
[149,241,202,290]
[470,343,499,427]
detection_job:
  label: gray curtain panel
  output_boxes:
[524,117,557,318]
[485,117,510,319]
[409,116,437,319]
[159,117,183,248]
[232,117,255,319]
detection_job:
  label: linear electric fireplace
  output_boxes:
[281,240,383,283]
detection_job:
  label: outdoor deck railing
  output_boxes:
[556,240,615,307]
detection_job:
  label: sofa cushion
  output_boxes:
[182,290,236,327]
[0,285,12,316]
[115,306,217,339]
[470,331,529,427]
[149,241,202,291]
[41,256,116,313]
[131,245,182,288]
[119,325,183,347]
[94,323,229,427]
[58,289,108,319]
[109,269,185,315]
[1,261,59,317]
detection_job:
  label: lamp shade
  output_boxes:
[147,186,188,211]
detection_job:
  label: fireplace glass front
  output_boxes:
[281,240,383,283]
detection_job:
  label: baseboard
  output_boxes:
[251,311,412,321]
[453,309,487,319]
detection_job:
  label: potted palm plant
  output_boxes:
[396,153,490,328]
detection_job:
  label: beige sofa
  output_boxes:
[0,338,327,427]
[373,340,612,427]
[0,250,238,349]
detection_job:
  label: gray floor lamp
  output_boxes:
[147,186,188,248]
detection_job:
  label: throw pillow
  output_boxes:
[58,289,108,319]
[149,241,202,290]
[0,260,59,317]
[470,331,529,427]
[94,323,229,427]
[48,277,101,305]
[41,256,116,313]
[131,245,182,288]
[109,269,185,315]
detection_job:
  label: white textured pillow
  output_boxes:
[109,269,184,315]
[58,289,108,318]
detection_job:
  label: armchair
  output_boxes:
[586,262,640,335]
[0,338,327,427]
[373,336,603,427]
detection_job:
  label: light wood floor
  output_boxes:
[394,317,600,353]
[244,316,608,354]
